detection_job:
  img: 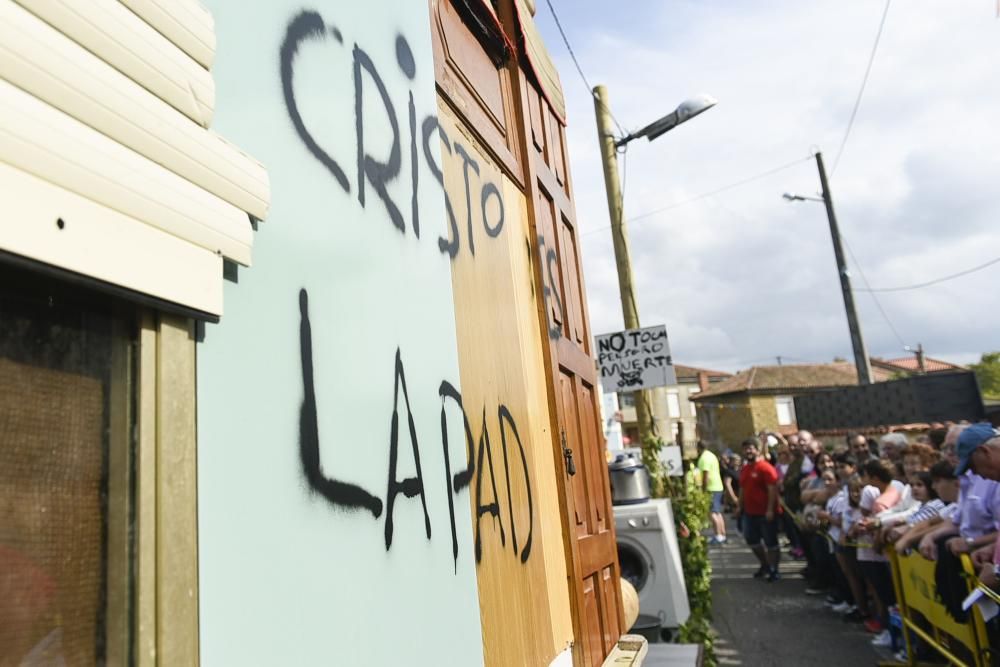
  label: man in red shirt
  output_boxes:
[738,436,782,581]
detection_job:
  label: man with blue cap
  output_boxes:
[955,422,1000,479]
[953,423,1000,592]
[918,423,1000,562]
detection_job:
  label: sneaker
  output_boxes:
[804,586,827,595]
[831,602,853,614]
[871,630,892,647]
[863,618,884,634]
[752,566,768,579]
[842,609,865,623]
[893,649,907,662]
[823,594,841,605]
[790,547,806,560]
[767,569,781,583]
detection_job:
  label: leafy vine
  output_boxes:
[643,435,716,667]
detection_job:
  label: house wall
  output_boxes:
[196,2,485,664]
[749,395,782,434]
[697,395,756,449]
[621,382,710,456]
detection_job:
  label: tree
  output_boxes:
[970,352,1000,398]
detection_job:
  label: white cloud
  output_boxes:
[538,0,1000,372]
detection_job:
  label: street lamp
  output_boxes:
[782,192,823,203]
[593,85,717,451]
[615,94,718,147]
[783,152,873,385]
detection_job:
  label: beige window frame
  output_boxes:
[131,312,200,666]
[775,395,796,427]
[0,266,198,666]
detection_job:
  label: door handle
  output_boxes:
[564,447,577,476]
[561,431,577,476]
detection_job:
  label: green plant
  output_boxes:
[970,351,1000,398]
[644,435,716,667]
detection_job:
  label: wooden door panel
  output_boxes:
[558,216,586,347]
[430,0,523,185]
[599,566,621,654]
[581,575,603,663]
[548,109,567,187]
[559,370,588,535]
[526,83,545,153]
[578,381,608,532]
[535,189,565,338]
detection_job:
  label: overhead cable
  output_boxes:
[543,0,627,136]
[831,0,892,176]
[840,234,908,348]
[581,155,812,237]
[855,254,1000,292]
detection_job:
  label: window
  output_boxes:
[776,396,797,426]
[0,265,135,665]
[667,391,681,418]
[618,392,635,407]
[688,387,700,417]
[0,264,199,666]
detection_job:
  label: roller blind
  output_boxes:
[0,0,268,318]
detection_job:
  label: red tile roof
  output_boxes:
[873,356,965,373]
[690,362,894,400]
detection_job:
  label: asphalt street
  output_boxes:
[709,516,892,666]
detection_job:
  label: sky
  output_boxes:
[532,0,999,373]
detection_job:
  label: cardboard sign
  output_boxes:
[660,445,684,477]
[595,325,676,392]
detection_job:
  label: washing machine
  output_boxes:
[614,498,690,629]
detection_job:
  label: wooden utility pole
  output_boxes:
[593,85,656,446]
[815,151,873,385]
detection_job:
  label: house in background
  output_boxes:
[872,355,966,376]
[690,362,894,449]
[617,364,731,457]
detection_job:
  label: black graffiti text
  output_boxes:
[279,11,505,261]
[297,288,533,570]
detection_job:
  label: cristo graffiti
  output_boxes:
[279,10,506,262]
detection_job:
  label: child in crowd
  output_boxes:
[890,461,960,553]
[853,460,900,646]
[840,475,871,622]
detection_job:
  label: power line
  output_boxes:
[840,234,907,348]
[855,254,1000,292]
[543,0,627,136]
[580,155,812,238]
[627,156,812,223]
[831,0,892,176]
[826,0,903,350]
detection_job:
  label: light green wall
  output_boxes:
[197,2,484,664]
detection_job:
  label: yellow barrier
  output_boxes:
[885,549,995,667]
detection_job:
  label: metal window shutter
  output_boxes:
[0,0,267,318]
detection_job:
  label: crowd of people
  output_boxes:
[693,423,1000,660]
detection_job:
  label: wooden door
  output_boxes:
[428,3,576,664]
[505,22,625,665]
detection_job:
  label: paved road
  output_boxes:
[709,517,890,666]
